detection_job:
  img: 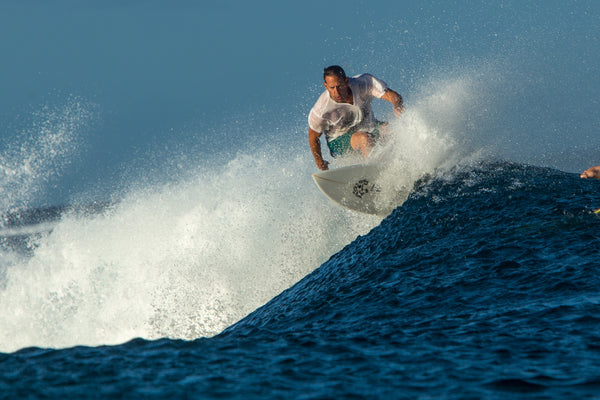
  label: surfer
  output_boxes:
[580,166,600,179]
[308,65,404,170]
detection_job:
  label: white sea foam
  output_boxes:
[0,65,504,353]
[0,96,94,217]
[0,146,381,352]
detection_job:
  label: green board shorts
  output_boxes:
[326,121,385,157]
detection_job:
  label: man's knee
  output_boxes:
[350,131,371,150]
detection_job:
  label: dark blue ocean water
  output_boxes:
[1,1,600,398]
[1,160,599,399]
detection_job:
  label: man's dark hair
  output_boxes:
[323,65,346,81]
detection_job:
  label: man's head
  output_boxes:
[323,65,346,81]
[323,65,350,103]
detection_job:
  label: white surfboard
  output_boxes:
[312,163,411,216]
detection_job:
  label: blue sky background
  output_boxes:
[1,0,599,206]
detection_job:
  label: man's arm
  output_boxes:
[308,127,329,170]
[381,89,404,116]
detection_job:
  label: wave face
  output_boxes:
[218,161,600,398]
[2,161,600,398]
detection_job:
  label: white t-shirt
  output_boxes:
[308,73,389,141]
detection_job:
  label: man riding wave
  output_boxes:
[308,65,404,170]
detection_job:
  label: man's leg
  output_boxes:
[350,131,374,158]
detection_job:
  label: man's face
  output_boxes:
[324,75,350,102]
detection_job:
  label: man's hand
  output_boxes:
[581,166,600,179]
[393,103,404,117]
[317,159,329,171]
[382,89,404,117]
